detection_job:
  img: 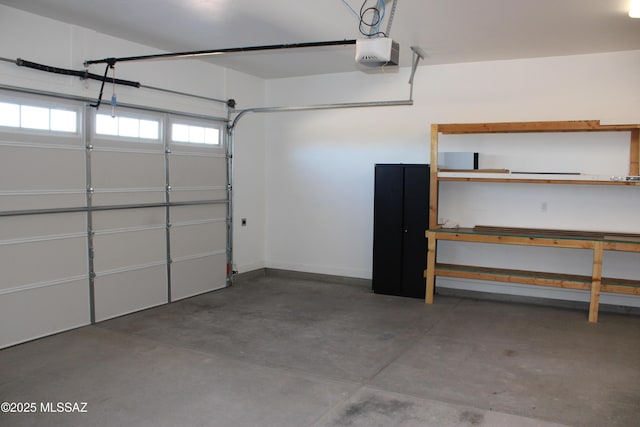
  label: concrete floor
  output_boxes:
[1,271,639,427]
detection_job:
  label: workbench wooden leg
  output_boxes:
[630,129,639,176]
[426,231,436,304]
[589,242,604,323]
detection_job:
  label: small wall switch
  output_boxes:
[241,218,247,226]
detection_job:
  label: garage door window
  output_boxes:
[95,114,160,140]
[0,101,77,133]
[171,123,220,145]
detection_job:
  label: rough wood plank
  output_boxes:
[631,129,640,176]
[425,231,437,304]
[435,272,589,290]
[437,177,640,186]
[439,169,510,173]
[473,226,605,239]
[429,124,439,230]
[432,225,640,244]
[432,230,597,249]
[601,284,640,295]
[436,263,591,290]
[603,241,640,252]
[589,242,604,323]
[435,264,640,294]
[602,276,640,287]
[437,120,601,134]
[437,120,639,134]
[599,124,640,131]
[471,226,640,243]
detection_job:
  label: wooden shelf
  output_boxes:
[434,263,640,295]
[431,229,595,249]
[431,226,640,244]
[601,278,640,296]
[437,172,640,186]
[436,120,640,134]
[435,263,591,290]
[438,177,640,186]
[426,120,640,323]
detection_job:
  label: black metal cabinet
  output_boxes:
[372,164,430,298]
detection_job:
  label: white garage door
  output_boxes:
[0,89,228,348]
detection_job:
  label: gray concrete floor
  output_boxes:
[1,272,639,426]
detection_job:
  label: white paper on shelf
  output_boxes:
[437,172,616,181]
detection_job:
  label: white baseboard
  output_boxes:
[265,260,371,280]
[235,261,267,274]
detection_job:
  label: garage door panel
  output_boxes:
[0,144,86,210]
[0,193,86,212]
[91,150,165,206]
[0,237,87,291]
[0,278,90,349]
[170,189,227,203]
[91,190,165,206]
[171,221,226,259]
[169,155,226,188]
[171,254,226,301]
[0,145,85,191]
[91,151,165,189]
[169,153,226,202]
[170,204,226,223]
[0,212,86,240]
[93,207,165,230]
[170,204,226,258]
[93,229,166,273]
[94,266,167,321]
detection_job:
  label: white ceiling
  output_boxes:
[1,0,639,79]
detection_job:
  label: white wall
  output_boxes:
[0,4,266,275]
[264,50,640,306]
[227,83,267,274]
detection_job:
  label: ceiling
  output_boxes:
[1,0,639,79]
